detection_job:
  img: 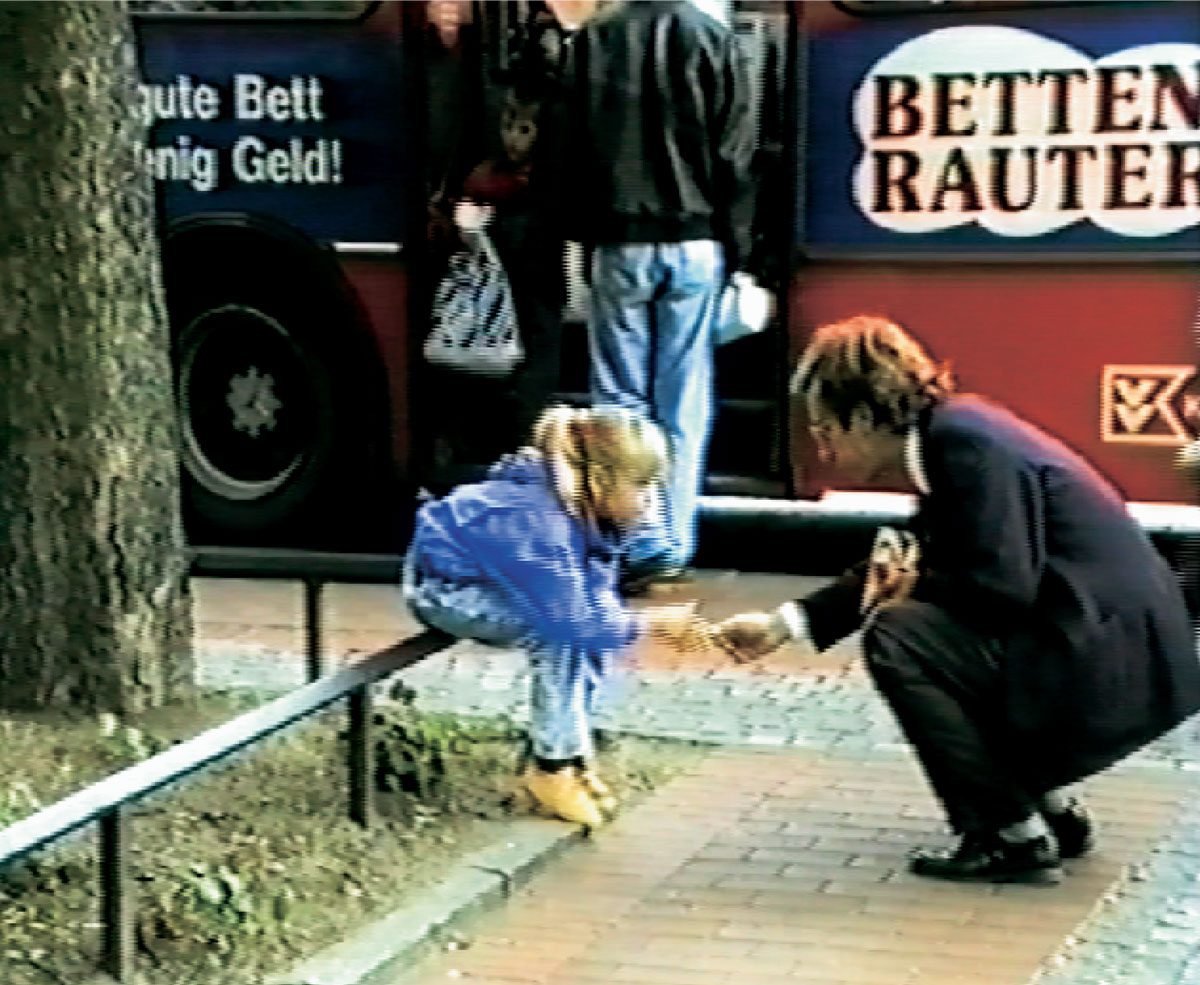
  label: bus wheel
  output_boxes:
[164,220,391,549]
[176,300,338,538]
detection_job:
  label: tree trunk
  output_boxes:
[0,1,193,713]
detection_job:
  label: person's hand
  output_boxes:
[643,602,713,653]
[1176,438,1200,478]
[729,271,776,321]
[453,199,494,233]
[713,610,790,663]
[862,527,920,615]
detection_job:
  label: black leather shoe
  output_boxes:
[1043,802,1095,859]
[910,833,1063,884]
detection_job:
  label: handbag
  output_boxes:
[425,228,524,377]
[713,272,773,347]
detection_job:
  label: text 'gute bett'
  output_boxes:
[141,74,342,192]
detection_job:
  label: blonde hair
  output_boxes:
[530,404,668,517]
[790,316,955,432]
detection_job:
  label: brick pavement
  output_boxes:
[386,749,1195,985]
[1030,767,1200,985]
[192,572,1200,985]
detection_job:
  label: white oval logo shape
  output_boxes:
[852,26,1200,238]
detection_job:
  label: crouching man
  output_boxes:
[716,316,1200,884]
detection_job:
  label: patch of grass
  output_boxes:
[0,689,705,985]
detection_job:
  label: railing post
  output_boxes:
[348,685,374,827]
[304,577,324,682]
[99,807,134,983]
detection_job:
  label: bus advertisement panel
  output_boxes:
[795,0,1200,506]
[136,4,416,550]
[139,17,409,244]
[806,1,1200,255]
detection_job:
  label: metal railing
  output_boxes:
[188,545,412,682]
[0,547,454,984]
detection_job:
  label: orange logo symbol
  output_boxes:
[1101,365,1196,445]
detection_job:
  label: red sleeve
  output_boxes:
[461,161,528,203]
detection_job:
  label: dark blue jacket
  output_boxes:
[801,395,1200,789]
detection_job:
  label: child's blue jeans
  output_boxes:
[404,566,614,762]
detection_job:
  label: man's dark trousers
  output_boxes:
[864,601,1047,834]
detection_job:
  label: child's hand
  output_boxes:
[643,602,713,653]
[713,611,790,663]
[453,199,494,232]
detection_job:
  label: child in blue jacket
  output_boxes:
[404,404,709,826]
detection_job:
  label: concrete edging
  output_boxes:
[266,818,584,985]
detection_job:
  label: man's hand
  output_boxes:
[643,602,714,653]
[1176,438,1200,479]
[712,610,790,663]
[862,527,920,615]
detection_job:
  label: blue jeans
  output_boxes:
[403,560,614,761]
[589,241,723,569]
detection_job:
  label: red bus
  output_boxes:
[135,1,1199,559]
[136,0,791,551]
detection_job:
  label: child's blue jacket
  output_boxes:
[407,452,638,653]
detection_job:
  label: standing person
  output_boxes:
[560,0,758,592]
[716,316,1200,884]
[417,0,488,492]
[449,77,565,467]
[434,2,600,479]
[404,405,713,827]
[451,2,599,461]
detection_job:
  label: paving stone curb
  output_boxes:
[1028,763,1200,985]
[266,819,584,985]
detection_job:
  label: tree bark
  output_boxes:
[0,1,193,712]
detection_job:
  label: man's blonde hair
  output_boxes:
[531,404,668,516]
[790,316,955,432]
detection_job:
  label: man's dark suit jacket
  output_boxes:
[801,395,1200,791]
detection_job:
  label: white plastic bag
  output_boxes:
[424,228,523,377]
[713,272,772,347]
[562,240,591,323]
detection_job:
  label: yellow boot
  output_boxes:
[577,766,618,817]
[517,767,604,826]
